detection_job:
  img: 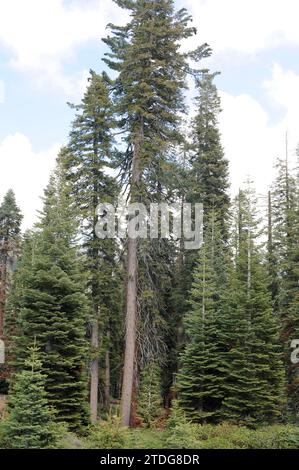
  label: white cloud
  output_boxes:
[219,92,272,194]
[0,133,60,229]
[0,80,4,103]
[264,63,299,113]
[0,1,298,222]
[219,65,299,196]
[184,0,299,54]
[33,67,91,102]
[0,0,126,98]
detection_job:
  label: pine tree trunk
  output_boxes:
[121,237,138,426]
[130,350,140,427]
[120,128,142,427]
[90,314,99,423]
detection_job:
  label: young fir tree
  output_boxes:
[221,188,285,424]
[62,71,121,422]
[137,361,162,427]
[177,213,229,422]
[8,166,89,429]
[5,344,57,449]
[0,190,22,391]
[103,0,209,426]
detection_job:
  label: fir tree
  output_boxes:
[171,72,230,406]
[8,166,89,429]
[0,190,22,391]
[0,190,22,336]
[5,344,57,449]
[189,72,230,241]
[221,188,285,424]
[177,213,229,422]
[138,361,162,427]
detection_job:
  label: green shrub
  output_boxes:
[250,425,299,449]
[166,421,202,449]
[166,415,299,450]
[166,402,201,449]
[195,423,251,448]
[166,401,188,431]
[200,437,237,449]
[196,424,299,449]
[0,420,8,449]
[57,432,87,449]
[125,429,166,449]
[87,415,128,449]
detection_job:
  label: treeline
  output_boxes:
[0,0,298,444]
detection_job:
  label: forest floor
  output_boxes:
[59,428,167,450]
[58,423,299,450]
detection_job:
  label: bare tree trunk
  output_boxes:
[120,129,142,427]
[104,330,111,409]
[90,313,99,424]
[130,350,140,427]
[0,252,7,339]
[268,191,273,257]
[121,237,138,426]
[247,230,251,300]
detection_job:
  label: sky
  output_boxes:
[0,0,299,229]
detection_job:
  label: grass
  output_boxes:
[124,428,167,449]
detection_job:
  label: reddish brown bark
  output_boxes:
[120,128,142,427]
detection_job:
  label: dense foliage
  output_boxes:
[0,0,298,449]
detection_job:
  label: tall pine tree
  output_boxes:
[189,71,230,240]
[103,0,209,426]
[62,71,121,422]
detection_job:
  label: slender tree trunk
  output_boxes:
[104,329,111,409]
[0,251,7,339]
[268,191,273,260]
[121,127,142,427]
[247,230,251,299]
[90,310,99,423]
[267,191,277,307]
